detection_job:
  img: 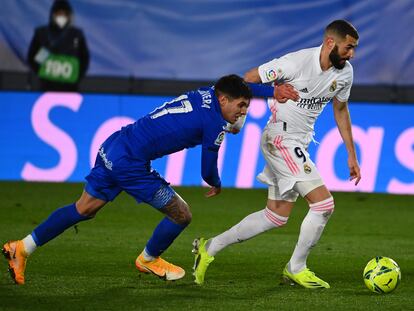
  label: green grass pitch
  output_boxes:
[0,181,413,310]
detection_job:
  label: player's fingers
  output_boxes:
[275,94,288,103]
[349,171,357,181]
[205,188,219,198]
[204,189,214,197]
[280,87,299,101]
[283,84,294,89]
[287,91,299,101]
[206,192,218,198]
[205,192,213,198]
[275,85,296,101]
[349,167,361,185]
[353,174,361,185]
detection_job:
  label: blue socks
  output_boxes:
[145,217,187,257]
[31,203,90,246]
[30,204,186,258]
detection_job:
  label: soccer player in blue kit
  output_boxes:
[3,74,295,284]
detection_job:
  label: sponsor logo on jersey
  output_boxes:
[296,96,332,110]
[304,164,312,174]
[99,146,113,170]
[329,80,337,92]
[265,69,277,81]
[214,131,225,146]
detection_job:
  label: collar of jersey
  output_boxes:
[315,44,339,74]
[314,45,324,74]
[209,88,227,125]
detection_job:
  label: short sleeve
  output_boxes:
[335,66,354,102]
[203,127,224,153]
[258,55,297,83]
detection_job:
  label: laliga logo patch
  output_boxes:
[304,164,312,174]
[214,131,225,146]
[329,80,337,92]
[266,69,277,81]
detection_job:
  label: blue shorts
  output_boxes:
[85,131,175,209]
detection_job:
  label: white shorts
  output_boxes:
[257,123,324,202]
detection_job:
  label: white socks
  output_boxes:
[142,248,156,261]
[22,234,37,256]
[288,197,334,274]
[206,207,288,256]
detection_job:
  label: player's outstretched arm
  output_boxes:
[246,82,299,103]
[244,67,261,83]
[347,157,361,185]
[201,147,222,196]
[333,97,361,185]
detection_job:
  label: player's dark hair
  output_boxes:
[214,74,252,100]
[325,20,359,40]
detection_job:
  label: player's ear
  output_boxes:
[325,36,335,50]
[218,94,228,107]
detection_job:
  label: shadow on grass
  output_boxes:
[0,276,255,311]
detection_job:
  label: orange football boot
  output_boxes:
[2,240,28,285]
[135,253,185,281]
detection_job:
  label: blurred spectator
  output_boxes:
[27,0,89,92]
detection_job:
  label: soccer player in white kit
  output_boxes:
[193,20,362,288]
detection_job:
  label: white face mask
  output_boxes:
[54,15,68,28]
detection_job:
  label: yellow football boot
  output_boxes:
[281,265,330,289]
[192,238,215,285]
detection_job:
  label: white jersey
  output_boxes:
[258,45,353,135]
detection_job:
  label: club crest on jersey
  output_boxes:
[214,131,225,146]
[304,164,312,174]
[265,69,277,81]
[329,80,337,92]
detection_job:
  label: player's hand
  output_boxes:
[230,128,240,134]
[274,84,299,103]
[348,156,361,185]
[205,186,221,198]
[225,127,240,134]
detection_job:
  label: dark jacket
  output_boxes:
[27,9,89,91]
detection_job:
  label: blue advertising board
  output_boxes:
[1,91,413,194]
[1,1,413,85]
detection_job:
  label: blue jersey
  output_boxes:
[119,86,227,187]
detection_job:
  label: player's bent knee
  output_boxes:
[178,203,192,225]
[76,203,100,218]
[75,191,106,218]
[162,195,192,226]
[175,198,192,225]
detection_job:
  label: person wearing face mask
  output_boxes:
[27,0,89,92]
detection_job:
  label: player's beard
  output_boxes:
[329,45,347,70]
